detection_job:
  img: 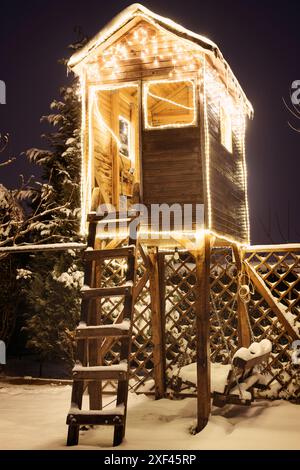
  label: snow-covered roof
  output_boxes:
[69,3,253,113]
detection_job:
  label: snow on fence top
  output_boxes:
[0,243,87,254]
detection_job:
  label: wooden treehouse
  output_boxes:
[66,4,300,447]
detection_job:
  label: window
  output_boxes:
[119,115,131,159]
[144,79,196,129]
[220,105,233,153]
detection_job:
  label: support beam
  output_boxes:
[149,248,166,399]
[195,233,211,433]
[244,260,299,341]
[232,245,252,348]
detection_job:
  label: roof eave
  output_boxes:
[68,3,253,115]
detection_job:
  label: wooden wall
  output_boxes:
[206,97,248,243]
[142,126,203,207]
[93,91,113,203]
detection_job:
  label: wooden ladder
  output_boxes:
[66,211,138,447]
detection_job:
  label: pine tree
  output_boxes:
[22,34,88,370]
[0,184,24,344]
[0,133,27,346]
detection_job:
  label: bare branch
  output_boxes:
[0,133,9,154]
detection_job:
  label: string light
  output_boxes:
[79,71,87,235]
[240,111,251,244]
[203,59,212,231]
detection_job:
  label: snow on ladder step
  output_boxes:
[83,245,136,261]
[73,361,129,381]
[67,404,125,426]
[76,320,131,339]
[81,282,133,299]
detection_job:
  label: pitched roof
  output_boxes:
[69,3,253,114]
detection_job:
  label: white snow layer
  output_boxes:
[233,339,272,362]
[0,382,299,450]
[177,362,231,393]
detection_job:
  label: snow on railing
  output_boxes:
[0,243,87,254]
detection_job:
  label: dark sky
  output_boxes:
[1,0,300,245]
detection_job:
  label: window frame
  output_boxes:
[143,78,197,130]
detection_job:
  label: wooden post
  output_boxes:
[149,248,165,399]
[195,233,211,433]
[232,244,252,348]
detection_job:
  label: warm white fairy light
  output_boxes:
[86,89,94,224]
[95,225,244,248]
[79,71,87,235]
[203,60,212,231]
[240,111,251,244]
[143,78,197,130]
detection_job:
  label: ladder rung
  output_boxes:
[81,283,133,299]
[76,321,131,339]
[72,362,128,381]
[67,405,125,426]
[87,211,139,223]
[83,246,135,261]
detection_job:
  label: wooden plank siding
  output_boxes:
[207,96,248,243]
[142,127,203,206]
[93,92,113,203]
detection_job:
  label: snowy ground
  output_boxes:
[0,382,299,450]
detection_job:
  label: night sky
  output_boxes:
[1,0,300,244]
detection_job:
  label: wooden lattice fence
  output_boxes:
[245,247,300,399]
[98,245,300,399]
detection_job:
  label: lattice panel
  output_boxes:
[164,252,198,377]
[95,244,300,400]
[246,248,300,399]
[163,249,240,385]
[131,256,154,392]
[210,248,239,363]
[246,249,300,330]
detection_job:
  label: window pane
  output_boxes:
[145,80,196,129]
[119,116,130,158]
[220,106,232,153]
